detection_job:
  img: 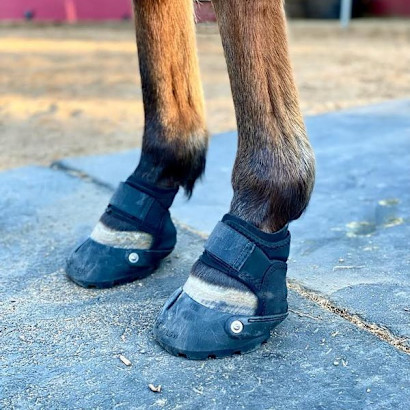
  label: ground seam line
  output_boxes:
[288,280,410,355]
[50,161,115,192]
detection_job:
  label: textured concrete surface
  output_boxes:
[1,166,409,409]
[57,99,410,347]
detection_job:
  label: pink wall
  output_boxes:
[0,0,216,22]
[370,0,410,16]
[195,1,216,23]
[0,0,133,21]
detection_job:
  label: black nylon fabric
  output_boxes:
[65,179,178,288]
[107,180,176,236]
[200,215,290,315]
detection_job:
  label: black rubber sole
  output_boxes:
[66,266,156,289]
[66,224,175,289]
[155,336,268,360]
[153,289,277,360]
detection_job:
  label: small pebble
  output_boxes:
[119,355,132,366]
[149,384,162,393]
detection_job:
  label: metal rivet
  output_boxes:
[128,252,139,264]
[230,320,243,334]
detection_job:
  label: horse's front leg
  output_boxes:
[66,0,207,288]
[132,0,208,194]
[155,0,315,359]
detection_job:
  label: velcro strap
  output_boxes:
[110,182,153,220]
[203,221,283,292]
[109,182,168,232]
[203,220,289,316]
[204,221,256,271]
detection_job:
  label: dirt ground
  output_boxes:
[1,20,409,170]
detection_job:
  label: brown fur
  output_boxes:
[132,0,315,231]
[211,0,315,231]
[132,0,208,195]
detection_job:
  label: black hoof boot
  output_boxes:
[154,215,290,359]
[66,179,178,288]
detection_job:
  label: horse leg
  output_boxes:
[154,0,315,358]
[66,0,207,288]
[214,0,315,231]
[131,0,207,193]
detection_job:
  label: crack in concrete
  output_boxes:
[50,161,115,192]
[288,280,410,355]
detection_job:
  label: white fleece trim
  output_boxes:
[183,275,257,315]
[90,222,152,249]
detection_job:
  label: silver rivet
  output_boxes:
[128,252,139,264]
[230,320,243,334]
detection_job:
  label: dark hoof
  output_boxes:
[153,288,283,360]
[66,238,166,289]
[66,179,178,289]
[154,215,291,359]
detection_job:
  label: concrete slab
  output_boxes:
[56,99,410,347]
[0,166,409,409]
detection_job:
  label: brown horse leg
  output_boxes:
[182,0,315,314]
[131,0,208,194]
[154,1,315,358]
[96,0,208,242]
[215,0,315,232]
[96,0,208,246]
[66,0,207,288]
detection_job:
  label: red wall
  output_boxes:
[195,1,216,23]
[2,0,410,21]
[0,0,132,21]
[0,0,217,21]
[370,0,410,16]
